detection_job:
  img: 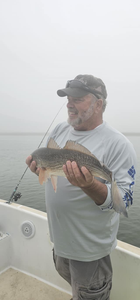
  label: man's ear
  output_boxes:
[95,99,103,113]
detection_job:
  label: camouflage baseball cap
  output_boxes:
[57,74,107,99]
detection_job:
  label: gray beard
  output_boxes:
[67,102,95,127]
[67,116,82,127]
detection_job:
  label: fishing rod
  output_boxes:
[7,101,66,204]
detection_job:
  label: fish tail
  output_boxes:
[111,180,128,218]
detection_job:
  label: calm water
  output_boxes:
[0,133,140,248]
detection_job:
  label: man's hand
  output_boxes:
[63,160,107,205]
[62,161,94,188]
[26,155,40,176]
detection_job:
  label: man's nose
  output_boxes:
[67,100,75,108]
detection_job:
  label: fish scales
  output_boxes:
[32,148,112,182]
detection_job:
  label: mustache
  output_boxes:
[68,109,78,113]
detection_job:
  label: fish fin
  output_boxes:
[39,169,48,185]
[111,180,128,218]
[51,175,58,192]
[64,140,98,159]
[47,138,61,149]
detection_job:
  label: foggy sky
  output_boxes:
[0,0,140,133]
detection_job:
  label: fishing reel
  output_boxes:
[13,192,22,202]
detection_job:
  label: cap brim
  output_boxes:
[57,87,89,98]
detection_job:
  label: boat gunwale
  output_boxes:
[0,199,140,257]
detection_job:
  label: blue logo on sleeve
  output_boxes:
[123,166,136,207]
[128,165,136,179]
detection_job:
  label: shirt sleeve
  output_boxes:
[98,136,137,212]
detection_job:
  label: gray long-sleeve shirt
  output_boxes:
[45,121,137,261]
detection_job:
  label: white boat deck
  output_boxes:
[0,268,70,300]
[1,200,140,300]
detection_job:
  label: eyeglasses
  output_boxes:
[66,80,102,99]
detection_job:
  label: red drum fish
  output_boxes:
[31,138,128,217]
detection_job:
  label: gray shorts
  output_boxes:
[53,251,112,300]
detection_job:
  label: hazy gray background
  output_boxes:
[0,0,140,133]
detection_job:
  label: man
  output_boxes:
[26,74,137,300]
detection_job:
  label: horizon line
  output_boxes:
[0,132,140,136]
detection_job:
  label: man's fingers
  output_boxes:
[63,161,74,179]
[63,161,94,188]
[66,161,75,178]
[63,161,79,186]
[26,155,32,166]
[25,155,38,174]
[30,161,37,173]
[71,161,84,180]
[81,166,91,180]
[81,166,94,185]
